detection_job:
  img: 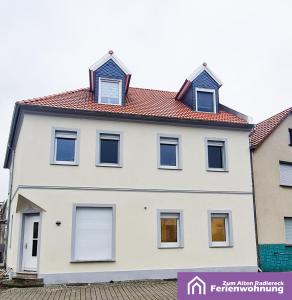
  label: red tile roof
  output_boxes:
[18,87,248,125]
[250,107,292,149]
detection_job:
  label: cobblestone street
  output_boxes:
[0,280,177,300]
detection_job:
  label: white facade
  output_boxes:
[5,112,258,284]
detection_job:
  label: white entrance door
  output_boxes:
[22,214,40,271]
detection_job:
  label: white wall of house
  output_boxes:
[6,112,257,283]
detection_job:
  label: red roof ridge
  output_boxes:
[250,106,292,149]
[17,87,90,104]
[129,86,177,94]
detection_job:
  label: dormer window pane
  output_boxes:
[99,78,122,105]
[196,89,216,113]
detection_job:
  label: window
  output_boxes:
[72,205,115,261]
[284,218,292,244]
[280,161,292,187]
[51,128,80,165]
[97,132,122,167]
[157,210,184,248]
[158,136,181,169]
[206,139,228,171]
[196,88,216,113]
[98,78,122,105]
[208,211,233,247]
[289,129,292,146]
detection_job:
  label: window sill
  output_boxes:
[71,259,115,263]
[158,244,183,249]
[96,163,122,168]
[209,244,233,248]
[158,166,182,171]
[207,168,228,172]
[51,161,79,166]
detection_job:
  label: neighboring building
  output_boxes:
[250,107,292,271]
[0,200,7,266]
[4,51,257,284]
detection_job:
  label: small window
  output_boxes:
[206,139,227,171]
[196,88,216,113]
[52,129,79,165]
[158,211,183,248]
[97,132,122,167]
[280,161,292,187]
[289,129,292,146]
[98,78,122,105]
[159,136,181,169]
[284,217,292,244]
[209,212,233,247]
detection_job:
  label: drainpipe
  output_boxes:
[250,149,260,271]
[4,147,15,268]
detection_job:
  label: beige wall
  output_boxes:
[11,113,253,193]
[6,112,257,275]
[253,115,292,244]
[7,189,257,274]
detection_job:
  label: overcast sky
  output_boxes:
[0,0,291,200]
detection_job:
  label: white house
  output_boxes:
[4,51,258,284]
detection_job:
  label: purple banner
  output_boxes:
[178,272,292,299]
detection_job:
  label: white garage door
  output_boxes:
[74,207,113,260]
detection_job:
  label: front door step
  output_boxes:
[2,273,44,288]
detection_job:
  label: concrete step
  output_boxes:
[2,276,44,288]
[15,271,38,279]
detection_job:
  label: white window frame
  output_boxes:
[158,135,182,170]
[96,131,123,167]
[208,210,233,248]
[205,138,228,172]
[284,217,292,245]
[279,161,292,187]
[98,77,122,105]
[195,88,216,113]
[50,127,80,166]
[71,204,116,262]
[157,210,184,249]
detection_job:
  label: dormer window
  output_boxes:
[195,88,216,113]
[98,78,122,105]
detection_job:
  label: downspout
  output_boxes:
[4,147,15,268]
[250,149,261,271]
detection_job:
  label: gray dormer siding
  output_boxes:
[181,70,220,112]
[94,59,127,105]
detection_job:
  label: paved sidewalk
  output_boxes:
[0,280,177,299]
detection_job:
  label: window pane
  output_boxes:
[56,138,75,162]
[211,217,226,242]
[289,129,292,145]
[32,240,38,257]
[208,145,223,168]
[161,218,177,243]
[100,139,119,164]
[284,218,292,244]
[33,222,39,239]
[280,164,292,186]
[197,91,215,112]
[160,144,177,166]
[100,80,120,104]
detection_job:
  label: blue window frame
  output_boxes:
[99,133,120,165]
[160,137,179,168]
[196,89,216,113]
[55,131,77,163]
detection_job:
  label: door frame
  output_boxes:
[17,210,42,273]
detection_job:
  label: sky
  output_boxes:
[0,0,292,200]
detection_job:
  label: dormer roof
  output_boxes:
[176,63,223,100]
